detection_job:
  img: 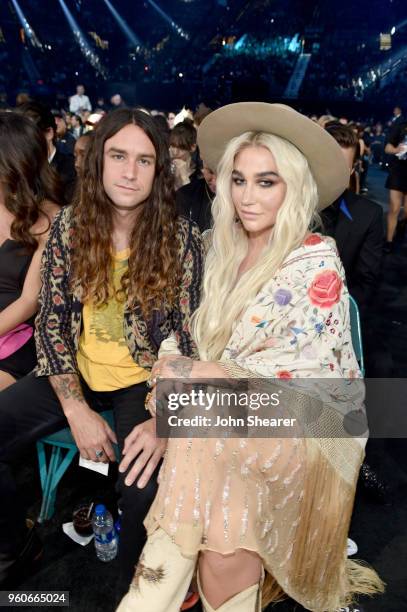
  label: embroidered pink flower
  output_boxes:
[53,295,63,305]
[304,234,323,246]
[277,370,292,379]
[308,270,342,309]
[55,343,65,353]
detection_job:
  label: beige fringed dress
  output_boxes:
[144,235,382,611]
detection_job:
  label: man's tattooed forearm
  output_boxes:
[167,357,193,378]
[51,375,86,402]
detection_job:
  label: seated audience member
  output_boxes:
[80,109,92,128]
[70,113,84,140]
[324,127,389,500]
[96,96,108,112]
[322,123,384,313]
[193,103,212,128]
[110,93,126,109]
[176,161,216,232]
[54,111,76,155]
[169,120,200,189]
[0,112,61,390]
[167,111,176,130]
[0,109,203,599]
[18,102,76,204]
[73,132,92,178]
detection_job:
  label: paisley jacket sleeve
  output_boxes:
[34,206,79,376]
[171,219,204,359]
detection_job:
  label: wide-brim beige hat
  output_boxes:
[197,102,349,210]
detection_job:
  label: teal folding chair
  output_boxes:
[349,295,365,376]
[36,409,116,522]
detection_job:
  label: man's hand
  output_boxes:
[49,373,117,462]
[67,407,117,462]
[119,418,166,488]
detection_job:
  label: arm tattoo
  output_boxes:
[50,374,86,403]
[167,357,194,378]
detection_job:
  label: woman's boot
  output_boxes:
[116,528,197,612]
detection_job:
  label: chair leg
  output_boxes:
[41,446,61,522]
[36,443,78,522]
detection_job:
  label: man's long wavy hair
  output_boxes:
[0,112,63,253]
[70,108,180,315]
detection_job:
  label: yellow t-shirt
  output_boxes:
[77,248,149,391]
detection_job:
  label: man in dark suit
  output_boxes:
[324,124,388,503]
[322,123,384,313]
[391,105,403,125]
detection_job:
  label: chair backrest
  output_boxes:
[349,295,365,376]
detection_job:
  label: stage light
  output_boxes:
[57,0,107,78]
[102,0,141,47]
[11,0,42,48]
[178,72,183,77]
[391,26,396,35]
[145,0,189,40]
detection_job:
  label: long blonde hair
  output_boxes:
[192,131,320,361]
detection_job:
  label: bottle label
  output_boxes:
[95,530,116,544]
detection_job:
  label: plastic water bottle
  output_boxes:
[92,504,118,562]
[114,507,122,543]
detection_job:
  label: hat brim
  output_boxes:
[197,102,349,210]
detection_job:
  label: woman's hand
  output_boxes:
[149,356,227,388]
[150,355,194,385]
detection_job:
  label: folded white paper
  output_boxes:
[63,521,94,546]
[79,456,109,476]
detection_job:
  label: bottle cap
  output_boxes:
[94,504,106,516]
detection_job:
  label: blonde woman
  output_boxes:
[118,103,384,612]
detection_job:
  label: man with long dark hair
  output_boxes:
[18,102,76,204]
[0,109,204,598]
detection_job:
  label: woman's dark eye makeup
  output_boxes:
[232,177,275,187]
